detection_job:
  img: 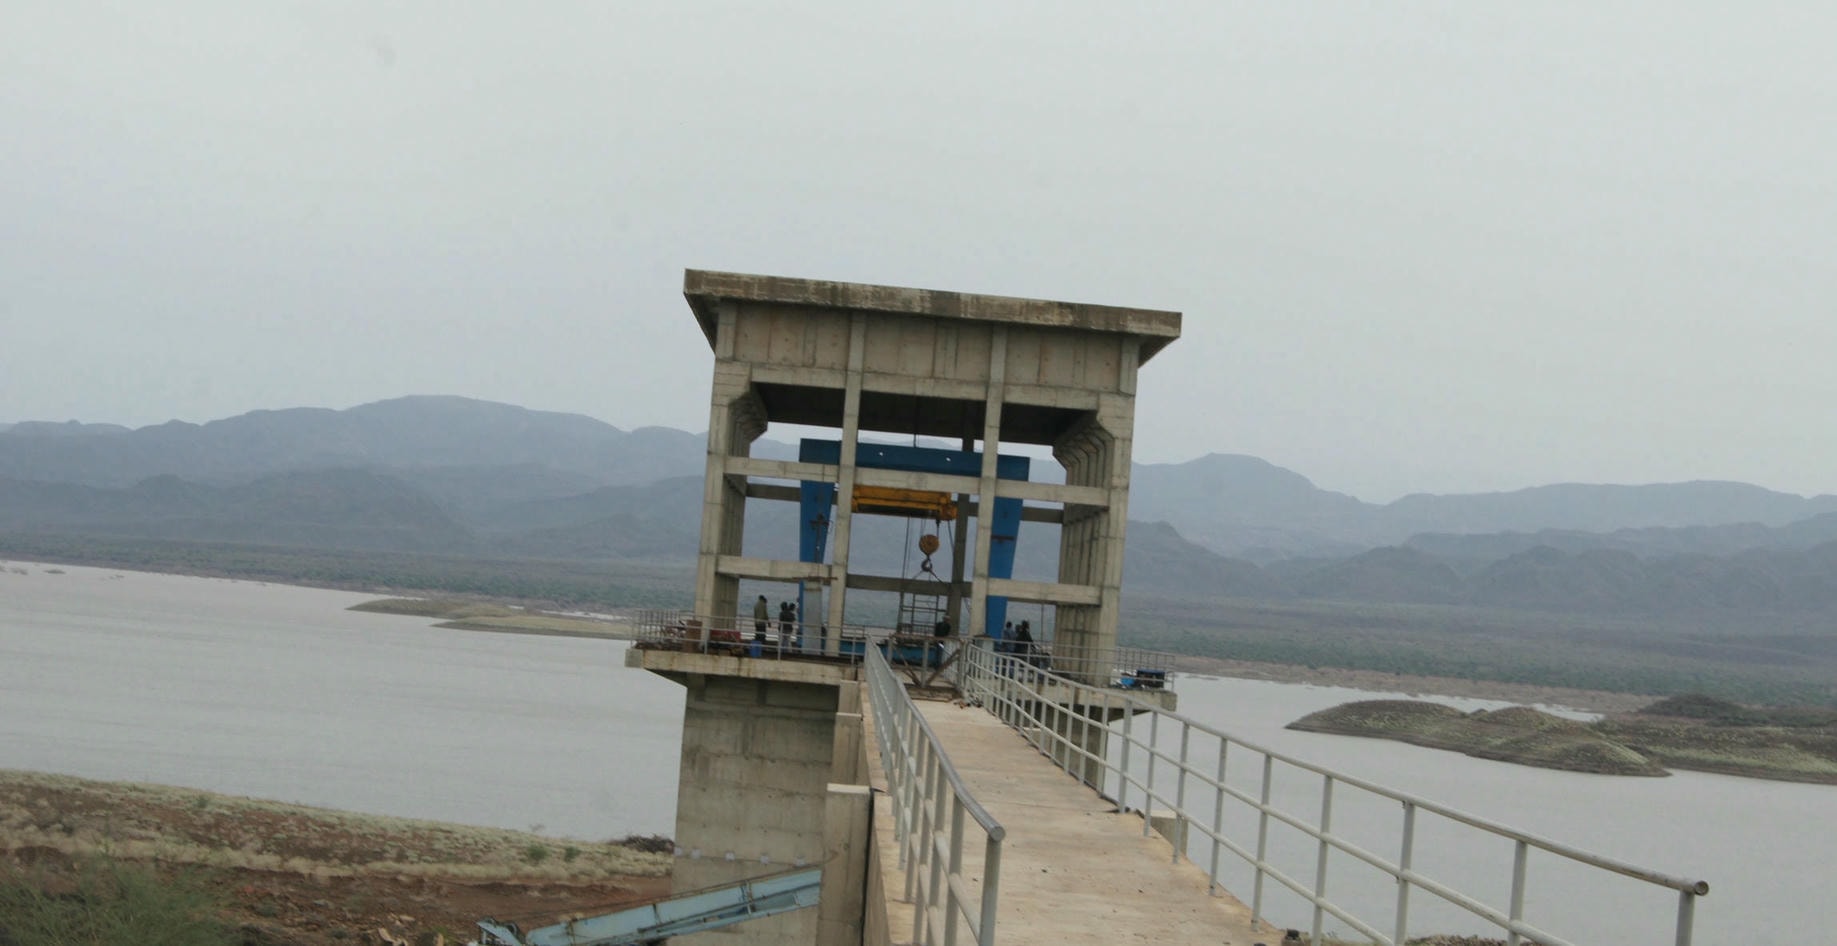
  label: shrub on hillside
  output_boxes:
[0,856,232,946]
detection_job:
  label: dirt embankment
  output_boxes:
[0,770,672,946]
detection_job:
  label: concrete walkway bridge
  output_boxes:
[626,626,1708,946]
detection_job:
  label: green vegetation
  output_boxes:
[349,598,630,637]
[1292,696,1837,783]
[1291,701,1666,776]
[0,856,233,946]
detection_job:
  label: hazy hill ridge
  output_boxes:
[0,396,712,491]
[7,398,1834,553]
[5,396,1837,618]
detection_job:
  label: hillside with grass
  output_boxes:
[1290,695,1837,783]
[0,770,671,946]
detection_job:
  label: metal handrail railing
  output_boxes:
[865,644,1005,946]
[958,641,1708,946]
[632,609,948,665]
[1033,641,1178,689]
[633,609,1180,693]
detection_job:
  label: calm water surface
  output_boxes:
[1162,676,1834,943]
[0,562,682,837]
[3,562,1830,942]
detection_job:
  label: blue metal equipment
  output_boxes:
[474,866,821,946]
[796,439,1031,639]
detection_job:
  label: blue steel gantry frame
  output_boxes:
[796,439,1030,638]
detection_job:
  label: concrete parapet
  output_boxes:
[831,712,865,785]
[1148,810,1189,854]
[817,784,871,946]
[626,647,865,688]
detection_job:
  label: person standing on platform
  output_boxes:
[753,595,769,642]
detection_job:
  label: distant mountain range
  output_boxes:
[5,396,1837,618]
[1129,453,1837,560]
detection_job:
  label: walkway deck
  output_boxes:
[867,699,1269,946]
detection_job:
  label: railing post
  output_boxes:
[904,723,925,896]
[1311,775,1333,946]
[1208,741,1227,893]
[1119,703,1134,815]
[1253,754,1272,929]
[979,837,1002,946]
[1078,698,1093,788]
[1508,839,1528,946]
[1675,888,1696,946]
[932,753,950,904]
[1143,710,1160,837]
[945,803,965,946]
[1174,722,1190,862]
[1394,801,1415,946]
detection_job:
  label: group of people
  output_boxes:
[998,619,1036,655]
[751,594,799,643]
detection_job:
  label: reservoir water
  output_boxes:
[3,562,1830,942]
[0,562,683,836]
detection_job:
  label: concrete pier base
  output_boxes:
[630,648,865,946]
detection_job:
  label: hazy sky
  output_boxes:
[4,3,1832,501]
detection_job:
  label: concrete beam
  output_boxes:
[845,573,970,597]
[983,577,1102,606]
[999,380,1104,411]
[852,466,982,497]
[746,482,803,503]
[727,456,841,484]
[684,269,1182,362]
[717,555,834,583]
[996,479,1109,506]
[626,647,863,687]
[752,363,848,392]
[958,500,1064,524]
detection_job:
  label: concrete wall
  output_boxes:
[729,305,1136,399]
[672,674,840,946]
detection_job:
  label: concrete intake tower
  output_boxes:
[628,270,1180,945]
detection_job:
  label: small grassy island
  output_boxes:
[1289,694,1837,783]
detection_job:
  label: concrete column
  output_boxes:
[817,784,871,946]
[1093,394,1136,658]
[825,315,869,645]
[695,305,750,618]
[967,327,1008,637]
[831,712,865,785]
[944,430,975,637]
